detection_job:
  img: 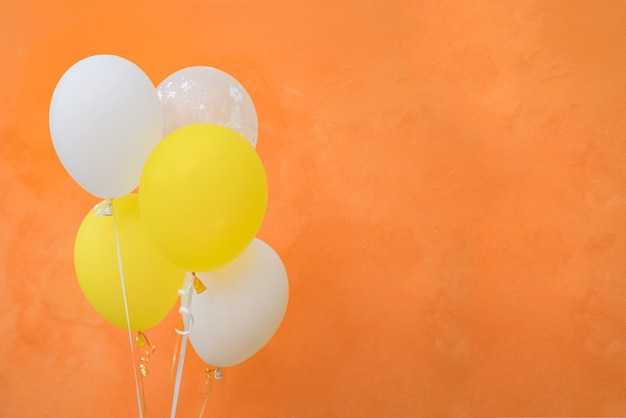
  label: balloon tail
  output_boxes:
[93,198,113,216]
[111,201,145,418]
[192,272,207,294]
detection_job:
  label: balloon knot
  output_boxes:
[192,272,207,294]
[93,198,113,216]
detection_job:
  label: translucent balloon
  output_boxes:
[49,54,163,198]
[185,239,289,367]
[157,66,258,148]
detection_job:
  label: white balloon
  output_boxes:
[157,66,258,148]
[185,238,288,367]
[49,55,163,198]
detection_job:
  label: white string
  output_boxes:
[111,201,144,418]
[170,282,195,418]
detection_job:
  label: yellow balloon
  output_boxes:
[139,123,268,272]
[74,194,185,330]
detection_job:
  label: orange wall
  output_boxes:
[2,1,626,417]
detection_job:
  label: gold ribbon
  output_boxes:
[136,331,156,417]
[136,331,157,377]
[198,367,222,417]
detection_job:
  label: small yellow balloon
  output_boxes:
[74,194,185,330]
[139,123,268,272]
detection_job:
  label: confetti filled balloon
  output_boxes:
[157,66,258,148]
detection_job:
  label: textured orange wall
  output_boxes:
[2,1,626,417]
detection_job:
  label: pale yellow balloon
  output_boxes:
[74,194,185,330]
[139,123,268,272]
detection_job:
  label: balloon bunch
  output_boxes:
[49,54,288,414]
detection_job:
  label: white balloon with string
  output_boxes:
[49,54,163,198]
[186,238,289,367]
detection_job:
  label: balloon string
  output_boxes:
[170,333,189,418]
[170,281,195,418]
[198,368,221,418]
[169,330,182,388]
[198,371,214,418]
[138,373,148,417]
[111,200,145,418]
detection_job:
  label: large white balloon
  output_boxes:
[49,54,163,198]
[157,66,258,148]
[185,238,288,367]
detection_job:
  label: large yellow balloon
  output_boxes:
[74,194,185,330]
[139,123,268,272]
